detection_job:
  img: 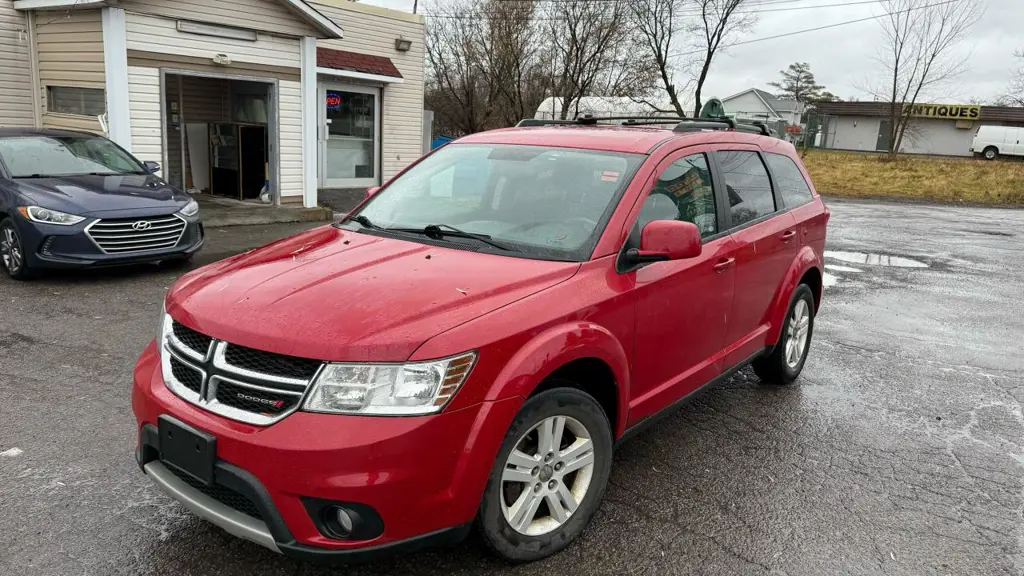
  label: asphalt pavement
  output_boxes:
[1,201,1022,576]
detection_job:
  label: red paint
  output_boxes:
[637,220,702,260]
[133,126,827,554]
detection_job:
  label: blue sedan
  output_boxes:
[0,129,203,280]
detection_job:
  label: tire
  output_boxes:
[983,146,998,161]
[477,387,613,563]
[0,218,34,280]
[753,284,815,385]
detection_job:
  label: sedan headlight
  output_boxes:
[18,206,85,226]
[303,352,476,415]
[179,198,199,218]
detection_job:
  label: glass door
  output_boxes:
[319,83,381,188]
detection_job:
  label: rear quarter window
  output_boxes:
[765,153,814,209]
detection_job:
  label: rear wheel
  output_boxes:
[477,388,612,563]
[753,284,815,384]
[0,219,33,280]
[983,146,998,160]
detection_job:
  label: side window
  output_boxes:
[636,153,718,239]
[765,153,813,208]
[717,151,775,227]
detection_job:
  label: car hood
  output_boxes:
[167,226,580,362]
[15,174,188,217]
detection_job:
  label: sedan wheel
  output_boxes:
[1,222,25,277]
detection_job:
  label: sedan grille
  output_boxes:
[162,320,323,426]
[87,215,186,254]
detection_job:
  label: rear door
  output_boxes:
[714,148,798,368]
[1003,128,1020,155]
[626,146,739,425]
[763,151,827,254]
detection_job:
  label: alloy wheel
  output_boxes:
[0,226,22,274]
[500,415,595,536]
[785,298,810,369]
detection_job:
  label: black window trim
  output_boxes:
[761,151,815,214]
[713,148,782,234]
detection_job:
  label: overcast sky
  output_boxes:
[360,0,1019,105]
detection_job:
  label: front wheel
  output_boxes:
[753,284,815,384]
[0,219,33,280]
[477,387,613,563]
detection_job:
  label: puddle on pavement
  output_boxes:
[825,264,863,273]
[823,272,839,288]
[824,250,928,268]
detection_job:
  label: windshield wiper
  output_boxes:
[389,223,519,253]
[340,214,383,231]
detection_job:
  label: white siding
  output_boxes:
[36,9,104,132]
[125,12,300,69]
[279,79,303,199]
[119,0,320,38]
[312,0,426,180]
[0,1,34,127]
[127,66,163,168]
[722,91,776,120]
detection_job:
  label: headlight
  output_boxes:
[303,352,476,415]
[17,206,85,226]
[157,302,173,387]
[179,198,199,218]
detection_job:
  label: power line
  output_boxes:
[422,0,889,21]
[667,0,960,58]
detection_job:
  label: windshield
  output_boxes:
[0,135,146,178]
[350,144,643,261]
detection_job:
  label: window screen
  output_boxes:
[717,151,775,227]
[765,153,813,208]
[46,86,105,117]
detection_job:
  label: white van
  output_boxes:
[971,125,1023,160]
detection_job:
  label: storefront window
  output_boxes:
[324,89,377,181]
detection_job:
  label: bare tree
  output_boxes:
[424,0,494,135]
[628,0,690,116]
[867,0,982,159]
[546,0,657,119]
[1004,50,1024,107]
[477,0,547,126]
[689,0,755,117]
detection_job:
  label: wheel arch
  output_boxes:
[485,322,631,439]
[765,246,822,346]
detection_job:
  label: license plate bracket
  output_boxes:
[158,415,216,486]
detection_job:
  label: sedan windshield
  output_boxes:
[350,144,643,261]
[0,135,146,178]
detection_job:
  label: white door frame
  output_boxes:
[318,81,381,189]
[159,68,280,204]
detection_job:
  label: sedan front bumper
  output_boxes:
[15,212,203,269]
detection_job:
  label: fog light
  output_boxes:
[334,507,354,534]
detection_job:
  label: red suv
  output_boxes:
[132,117,828,563]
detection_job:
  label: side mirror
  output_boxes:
[143,161,161,173]
[628,220,702,264]
[365,186,380,199]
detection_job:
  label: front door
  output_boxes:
[319,83,381,188]
[627,149,739,425]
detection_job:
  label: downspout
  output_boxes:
[26,11,42,128]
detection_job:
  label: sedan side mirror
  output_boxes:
[143,161,161,173]
[365,186,380,199]
[628,220,702,264]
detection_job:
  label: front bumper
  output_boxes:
[14,213,203,269]
[131,342,522,562]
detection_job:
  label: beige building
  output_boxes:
[0,0,425,207]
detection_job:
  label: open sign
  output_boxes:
[326,92,342,110]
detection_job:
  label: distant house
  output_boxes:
[720,89,803,126]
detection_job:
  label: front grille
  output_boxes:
[164,464,263,520]
[214,379,299,415]
[169,357,202,394]
[172,323,212,356]
[87,215,186,254]
[224,344,323,381]
[164,321,323,426]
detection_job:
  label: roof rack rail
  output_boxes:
[515,113,772,136]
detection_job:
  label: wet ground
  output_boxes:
[1,199,1022,575]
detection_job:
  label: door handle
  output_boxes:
[713,257,735,273]
[781,230,797,243]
